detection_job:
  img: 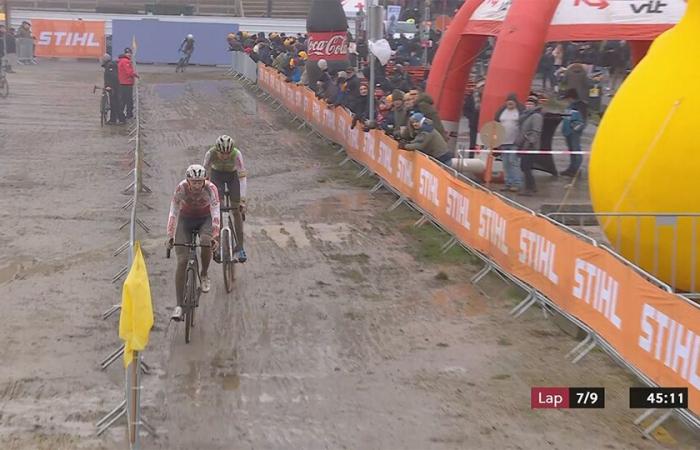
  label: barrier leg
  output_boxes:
[370,180,384,194]
[112,265,129,284]
[441,237,458,254]
[413,215,429,228]
[114,241,130,256]
[388,197,406,212]
[642,410,673,438]
[100,345,125,370]
[471,261,494,285]
[634,408,657,426]
[571,338,597,364]
[96,399,126,435]
[356,167,369,178]
[102,304,121,320]
[511,293,538,318]
[335,145,345,155]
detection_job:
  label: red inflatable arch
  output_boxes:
[428,0,687,151]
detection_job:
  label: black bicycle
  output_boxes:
[175,50,192,73]
[167,228,208,343]
[0,63,9,98]
[93,85,111,127]
[219,182,241,293]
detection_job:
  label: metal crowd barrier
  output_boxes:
[546,212,700,296]
[95,72,156,448]
[232,62,700,438]
[228,51,257,83]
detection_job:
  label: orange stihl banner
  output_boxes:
[33,19,105,58]
[257,64,700,415]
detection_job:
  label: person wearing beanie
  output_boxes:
[495,93,525,192]
[314,59,334,99]
[560,88,588,177]
[414,89,447,139]
[386,89,408,137]
[515,95,544,196]
[403,113,452,165]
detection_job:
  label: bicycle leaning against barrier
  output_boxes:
[93,85,111,127]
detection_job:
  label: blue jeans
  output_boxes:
[501,144,522,188]
[565,130,584,173]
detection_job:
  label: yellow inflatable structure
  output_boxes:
[589,0,700,292]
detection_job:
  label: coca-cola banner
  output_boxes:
[307,31,348,61]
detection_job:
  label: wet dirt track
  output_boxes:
[1,62,696,450]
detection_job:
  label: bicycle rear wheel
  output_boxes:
[184,267,197,343]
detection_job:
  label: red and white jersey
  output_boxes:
[167,180,220,238]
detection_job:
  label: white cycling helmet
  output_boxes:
[187,34,194,40]
[185,164,206,181]
[215,134,235,154]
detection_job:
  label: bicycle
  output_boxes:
[167,228,208,343]
[219,182,241,293]
[93,85,111,127]
[175,50,192,73]
[0,62,9,98]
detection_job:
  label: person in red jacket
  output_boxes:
[117,48,139,119]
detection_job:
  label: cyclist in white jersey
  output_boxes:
[166,164,220,321]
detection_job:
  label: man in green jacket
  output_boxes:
[403,113,452,165]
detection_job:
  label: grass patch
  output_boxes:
[324,163,379,189]
[404,223,478,266]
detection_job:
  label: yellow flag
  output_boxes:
[119,242,154,368]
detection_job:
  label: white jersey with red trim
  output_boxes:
[167,180,221,239]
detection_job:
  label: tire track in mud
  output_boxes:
[136,68,677,450]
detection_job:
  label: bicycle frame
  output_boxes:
[185,230,201,307]
[167,229,208,305]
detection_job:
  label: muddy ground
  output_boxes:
[0,61,697,450]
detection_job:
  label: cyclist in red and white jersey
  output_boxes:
[166,164,220,321]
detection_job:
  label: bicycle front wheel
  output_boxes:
[222,222,236,293]
[183,267,197,343]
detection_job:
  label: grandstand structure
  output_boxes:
[7,0,312,18]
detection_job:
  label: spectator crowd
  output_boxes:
[227,30,631,197]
